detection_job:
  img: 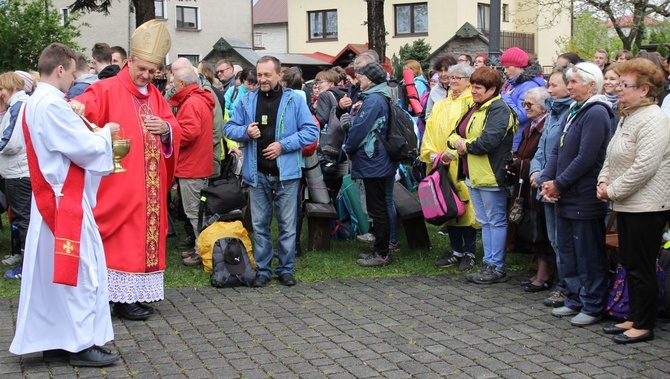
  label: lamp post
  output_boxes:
[489,0,501,64]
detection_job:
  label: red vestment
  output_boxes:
[77,67,181,275]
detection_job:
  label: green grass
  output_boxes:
[0,214,533,298]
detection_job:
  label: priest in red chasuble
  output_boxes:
[75,20,181,321]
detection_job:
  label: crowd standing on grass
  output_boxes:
[3,21,670,369]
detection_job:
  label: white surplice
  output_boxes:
[10,83,115,355]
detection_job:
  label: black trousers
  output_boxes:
[5,177,31,255]
[363,176,393,256]
[618,211,667,330]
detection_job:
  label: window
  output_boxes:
[254,32,264,49]
[477,3,490,32]
[155,0,166,20]
[394,3,428,36]
[502,4,509,22]
[177,54,200,66]
[176,6,199,30]
[308,10,337,40]
[60,8,69,26]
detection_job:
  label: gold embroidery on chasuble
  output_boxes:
[134,97,162,271]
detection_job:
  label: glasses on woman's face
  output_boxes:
[447,76,467,81]
[616,82,639,89]
[522,101,536,108]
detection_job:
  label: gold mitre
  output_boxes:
[130,19,171,65]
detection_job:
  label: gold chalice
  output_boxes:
[112,139,130,173]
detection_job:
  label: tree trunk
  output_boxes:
[367,0,386,62]
[133,0,155,28]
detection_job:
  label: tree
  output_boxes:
[69,0,154,28]
[0,0,82,71]
[391,39,432,79]
[517,0,670,51]
[555,12,622,60]
[366,0,386,63]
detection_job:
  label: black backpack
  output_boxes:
[211,237,256,288]
[374,94,419,164]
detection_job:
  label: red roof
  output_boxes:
[301,52,336,64]
[253,0,288,25]
[606,15,660,28]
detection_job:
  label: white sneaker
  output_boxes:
[356,233,376,242]
[1,254,22,266]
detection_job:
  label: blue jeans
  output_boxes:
[447,226,477,255]
[556,217,608,316]
[544,202,565,292]
[250,174,300,279]
[469,187,507,270]
[385,178,398,244]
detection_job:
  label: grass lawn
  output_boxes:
[0,212,533,298]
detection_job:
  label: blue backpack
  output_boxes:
[332,190,359,240]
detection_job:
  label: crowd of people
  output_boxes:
[2,19,670,367]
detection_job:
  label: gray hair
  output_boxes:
[566,62,603,94]
[175,66,198,86]
[448,63,475,78]
[524,87,550,111]
[354,54,375,68]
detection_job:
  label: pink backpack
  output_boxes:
[418,154,466,225]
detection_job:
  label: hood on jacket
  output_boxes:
[98,64,120,79]
[511,63,544,86]
[327,86,348,101]
[169,83,215,109]
[360,82,391,100]
[74,73,99,86]
[546,96,573,115]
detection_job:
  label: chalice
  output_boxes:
[112,139,130,173]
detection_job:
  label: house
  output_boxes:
[253,0,288,53]
[606,15,661,39]
[51,0,253,65]
[287,0,572,67]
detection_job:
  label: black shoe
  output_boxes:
[113,302,151,321]
[69,346,119,367]
[43,349,69,362]
[137,302,154,314]
[252,275,269,288]
[279,273,297,287]
[175,235,195,249]
[603,324,630,335]
[612,330,654,344]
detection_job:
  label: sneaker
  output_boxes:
[473,264,508,284]
[1,254,22,266]
[570,313,602,327]
[356,233,376,242]
[182,253,202,266]
[552,306,580,318]
[543,290,566,307]
[458,254,475,271]
[435,252,461,268]
[357,253,390,267]
[4,266,22,279]
[465,263,489,282]
[437,226,449,236]
[388,241,400,252]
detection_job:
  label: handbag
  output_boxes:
[508,161,524,224]
[197,155,246,231]
[517,209,547,243]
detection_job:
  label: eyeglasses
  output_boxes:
[457,59,469,63]
[447,76,467,81]
[571,65,595,78]
[314,80,328,88]
[522,102,536,108]
[216,67,232,75]
[616,82,639,89]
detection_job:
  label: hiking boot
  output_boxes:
[543,290,566,307]
[473,264,508,284]
[436,252,461,268]
[175,235,195,249]
[465,263,489,282]
[356,233,376,242]
[388,241,400,252]
[458,253,475,271]
[4,265,22,279]
[182,253,202,266]
[357,253,390,267]
[181,249,195,259]
[1,254,22,266]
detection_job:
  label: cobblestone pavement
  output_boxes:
[1,272,670,378]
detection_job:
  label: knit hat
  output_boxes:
[355,62,387,85]
[14,71,33,93]
[130,20,171,65]
[500,47,529,68]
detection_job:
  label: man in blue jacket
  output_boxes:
[224,56,318,287]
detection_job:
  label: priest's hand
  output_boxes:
[247,122,261,139]
[262,142,282,160]
[105,122,120,138]
[69,100,85,116]
[145,116,169,135]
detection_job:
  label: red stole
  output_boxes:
[22,113,85,286]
